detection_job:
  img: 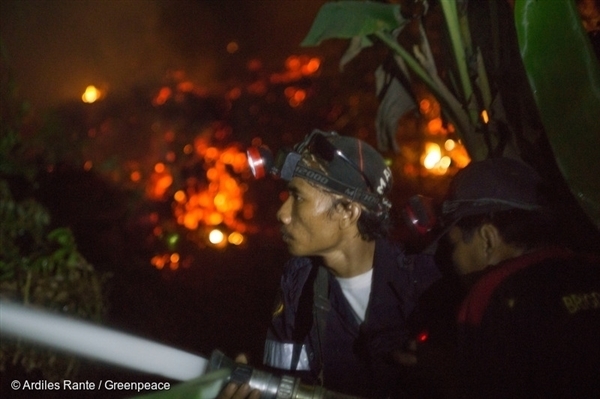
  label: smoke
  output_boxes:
[1,0,165,107]
[0,0,327,110]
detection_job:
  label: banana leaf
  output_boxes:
[300,1,404,46]
[374,62,416,152]
[514,0,600,229]
[301,1,485,157]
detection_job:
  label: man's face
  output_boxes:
[276,177,345,257]
[446,226,487,275]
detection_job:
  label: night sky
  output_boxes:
[0,0,328,110]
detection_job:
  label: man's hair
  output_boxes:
[455,208,563,251]
[330,196,392,241]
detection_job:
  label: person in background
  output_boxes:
[397,157,600,399]
[220,129,440,399]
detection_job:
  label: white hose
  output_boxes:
[0,300,208,381]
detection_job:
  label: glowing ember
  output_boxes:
[227,231,244,246]
[481,109,490,124]
[415,94,470,176]
[162,136,252,247]
[226,41,239,54]
[82,85,102,103]
[419,99,432,114]
[147,163,173,200]
[422,142,442,170]
[208,229,225,245]
[153,87,172,106]
[426,118,443,134]
[270,55,321,84]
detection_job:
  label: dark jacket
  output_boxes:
[263,238,440,398]
[407,248,600,399]
[458,248,600,399]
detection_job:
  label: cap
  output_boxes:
[293,131,393,213]
[324,134,393,197]
[442,157,547,223]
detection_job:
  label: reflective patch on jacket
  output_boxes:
[263,339,310,371]
[272,300,284,318]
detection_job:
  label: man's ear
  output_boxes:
[338,202,362,228]
[479,223,515,265]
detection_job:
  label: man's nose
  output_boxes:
[277,197,291,225]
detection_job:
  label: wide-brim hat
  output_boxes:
[441,157,547,223]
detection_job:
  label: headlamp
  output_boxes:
[246,146,275,179]
[402,195,437,235]
[246,130,389,212]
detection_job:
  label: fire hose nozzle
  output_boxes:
[209,350,366,399]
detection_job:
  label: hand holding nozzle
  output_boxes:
[211,350,366,399]
[216,354,261,399]
[218,380,261,399]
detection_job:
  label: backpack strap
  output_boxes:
[312,265,331,385]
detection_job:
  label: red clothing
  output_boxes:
[457,248,600,399]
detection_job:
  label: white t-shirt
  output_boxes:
[336,268,373,322]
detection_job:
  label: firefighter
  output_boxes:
[220,130,440,398]
[398,157,600,399]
